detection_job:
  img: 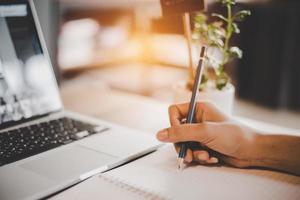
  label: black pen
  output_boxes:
[178,46,206,170]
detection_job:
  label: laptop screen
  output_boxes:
[0,0,62,127]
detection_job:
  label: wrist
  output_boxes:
[224,121,262,168]
[245,133,265,167]
[245,134,281,168]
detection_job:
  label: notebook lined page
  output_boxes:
[52,144,300,200]
[106,145,300,200]
[52,173,169,200]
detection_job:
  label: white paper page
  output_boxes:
[51,173,168,200]
[105,144,300,200]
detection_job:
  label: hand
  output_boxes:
[156,102,258,168]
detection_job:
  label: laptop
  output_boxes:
[0,1,161,200]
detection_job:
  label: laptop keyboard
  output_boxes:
[0,117,109,166]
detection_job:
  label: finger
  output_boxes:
[168,102,228,126]
[193,150,219,164]
[206,157,219,164]
[196,158,219,165]
[194,155,219,165]
[174,144,193,163]
[184,149,193,163]
[193,150,210,162]
[195,160,208,165]
[157,123,216,144]
[168,104,186,126]
[173,144,193,164]
[196,102,229,122]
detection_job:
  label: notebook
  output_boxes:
[52,145,300,200]
[51,174,168,200]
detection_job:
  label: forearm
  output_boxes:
[248,134,300,176]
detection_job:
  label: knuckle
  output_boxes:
[197,101,213,109]
[168,105,176,114]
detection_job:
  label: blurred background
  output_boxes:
[33,0,300,129]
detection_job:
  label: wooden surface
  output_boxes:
[60,76,300,136]
[60,77,170,134]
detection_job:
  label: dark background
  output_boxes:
[237,1,300,111]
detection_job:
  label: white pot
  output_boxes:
[172,81,235,115]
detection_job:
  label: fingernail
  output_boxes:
[157,130,169,141]
[210,157,218,163]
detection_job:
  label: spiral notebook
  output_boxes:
[52,173,169,200]
[53,145,300,200]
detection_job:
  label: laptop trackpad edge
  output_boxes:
[20,145,117,182]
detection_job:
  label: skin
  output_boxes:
[156,102,300,176]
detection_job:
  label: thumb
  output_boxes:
[156,123,215,143]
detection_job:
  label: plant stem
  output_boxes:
[221,3,233,72]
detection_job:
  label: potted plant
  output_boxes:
[173,0,251,115]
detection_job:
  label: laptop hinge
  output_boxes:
[0,109,63,131]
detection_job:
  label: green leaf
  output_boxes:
[213,38,224,47]
[212,13,228,22]
[233,10,251,22]
[218,0,236,5]
[232,23,240,34]
[199,74,208,91]
[216,78,228,90]
[214,29,226,38]
[229,46,243,58]
[215,72,229,90]
[194,13,207,24]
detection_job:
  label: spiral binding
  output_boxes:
[100,175,171,200]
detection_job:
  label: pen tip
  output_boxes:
[178,158,184,171]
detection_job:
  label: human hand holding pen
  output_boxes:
[156,102,258,167]
[156,102,300,176]
[157,102,246,164]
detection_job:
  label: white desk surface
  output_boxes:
[60,78,299,135]
[54,78,300,199]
